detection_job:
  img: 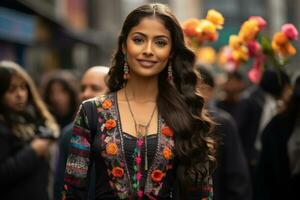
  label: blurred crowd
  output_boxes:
[0,58,299,200]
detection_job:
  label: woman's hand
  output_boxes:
[30,138,52,157]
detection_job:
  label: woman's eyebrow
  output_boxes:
[131,32,170,40]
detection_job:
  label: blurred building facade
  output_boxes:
[0,0,299,83]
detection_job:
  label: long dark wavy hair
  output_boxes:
[107,3,216,191]
[0,60,59,138]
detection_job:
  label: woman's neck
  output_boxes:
[122,76,158,103]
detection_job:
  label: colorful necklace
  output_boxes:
[124,88,156,198]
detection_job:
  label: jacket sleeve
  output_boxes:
[0,125,41,188]
[63,103,92,199]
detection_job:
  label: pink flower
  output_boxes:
[248,57,264,84]
[136,172,142,181]
[249,16,267,30]
[247,40,262,57]
[281,24,298,40]
[137,190,143,197]
[135,156,141,164]
[137,139,144,147]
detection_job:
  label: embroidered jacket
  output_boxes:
[63,93,213,200]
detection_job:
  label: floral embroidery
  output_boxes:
[96,93,175,199]
[102,99,112,109]
[106,142,118,155]
[161,125,174,137]
[163,147,172,160]
[151,170,164,183]
[112,167,124,178]
[105,119,116,130]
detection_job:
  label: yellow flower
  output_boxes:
[206,9,224,29]
[197,19,218,42]
[229,35,243,50]
[239,20,259,42]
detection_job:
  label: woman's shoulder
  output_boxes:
[80,92,117,113]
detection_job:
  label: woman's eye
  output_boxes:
[155,40,167,47]
[133,37,144,44]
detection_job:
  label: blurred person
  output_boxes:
[255,76,300,200]
[216,71,248,121]
[43,70,79,129]
[0,60,59,200]
[235,68,291,190]
[54,66,109,200]
[63,3,216,199]
[197,66,252,200]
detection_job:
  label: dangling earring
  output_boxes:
[167,64,173,81]
[123,53,130,80]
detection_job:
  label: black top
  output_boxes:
[123,132,158,190]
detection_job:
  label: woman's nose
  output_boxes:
[142,41,154,57]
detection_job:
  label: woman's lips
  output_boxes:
[137,59,157,68]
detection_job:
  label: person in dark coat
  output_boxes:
[54,66,109,200]
[255,76,300,200]
[197,66,252,200]
[0,60,59,200]
[235,69,291,187]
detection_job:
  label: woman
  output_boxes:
[0,60,59,199]
[255,76,300,200]
[63,3,216,199]
[43,70,79,129]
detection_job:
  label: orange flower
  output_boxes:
[111,167,124,178]
[198,19,217,41]
[151,170,164,183]
[272,32,289,46]
[106,142,118,155]
[182,18,202,37]
[102,99,112,109]
[206,9,224,29]
[285,43,297,56]
[161,126,174,137]
[163,147,172,160]
[105,119,116,130]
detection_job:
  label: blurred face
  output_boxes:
[49,82,71,115]
[80,70,107,101]
[124,17,172,78]
[3,75,28,112]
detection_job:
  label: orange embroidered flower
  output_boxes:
[112,167,124,178]
[105,119,116,130]
[163,147,172,160]
[161,126,174,137]
[151,170,164,183]
[106,142,118,155]
[102,99,112,109]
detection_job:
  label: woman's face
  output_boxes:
[49,82,71,115]
[3,75,28,112]
[124,17,172,78]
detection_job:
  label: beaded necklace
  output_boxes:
[124,88,156,198]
